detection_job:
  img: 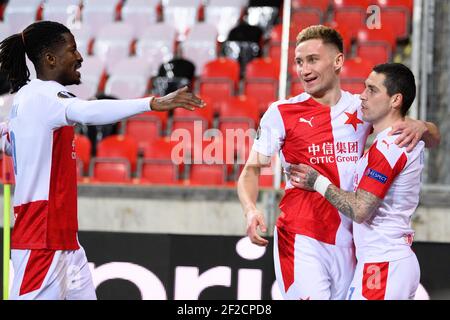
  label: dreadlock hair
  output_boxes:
[0,21,71,93]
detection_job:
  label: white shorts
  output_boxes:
[10,246,96,300]
[346,253,420,300]
[274,226,356,300]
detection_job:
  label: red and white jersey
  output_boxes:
[353,127,424,262]
[253,91,372,247]
[8,79,80,250]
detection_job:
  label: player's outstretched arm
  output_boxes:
[237,150,271,246]
[66,86,205,126]
[289,164,381,224]
[389,117,441,152]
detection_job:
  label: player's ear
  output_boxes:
[43,51,57,69]
[391,93,403,111]
[335,52,344,72]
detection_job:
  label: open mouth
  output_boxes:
[303,76,318,84]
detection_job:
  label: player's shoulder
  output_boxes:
[340,90,362,108]
[373,128,414,166]
[20,79,74,102]
[270,93,311,109]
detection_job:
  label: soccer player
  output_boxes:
[237,25,440,300]
[290,63,424,300]
[0,21,204,300]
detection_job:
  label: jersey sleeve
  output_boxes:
[252,103,285,157]
[64,97,151,126]
[357,141,407,199]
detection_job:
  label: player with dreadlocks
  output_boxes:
[0,21,204,300]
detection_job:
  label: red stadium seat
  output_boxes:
[268,24,298,67]
[91,159,132,183]
[138,138,180,184]
[74,134,92,176]
[124,111,167,153]
[185,138,229,185]
[341,57,374,79]
[377,0,413,15]
[376,3,410,40]
[198,58,240,100]
[188,163,227,185]
[95,134,138,173]
[170,104,214,140]
[291,9,323,31]
[340,57,374,94]
[355,27,397,65]
[244,57,280,114]
[332,0,371,38]
[292,0,331,12]
[218,95,259,132]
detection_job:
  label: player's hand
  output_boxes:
[389,118,427,152]
[150,86,205,111]
[287,164,317,191]
[246,209,269,247]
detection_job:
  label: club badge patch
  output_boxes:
[57,91,76,98]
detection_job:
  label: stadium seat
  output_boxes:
[163,0,202,41]
[170,104,214,139]
[291,9,323,31]
[188,163,228,185]
[135,24,177,71]
[70,24,94,57]
[375,0,411,40]
[355,26,397,65]
[124,111,168,154]
[218,95,259,133]
[186,139,228,185]
[74,134,92,176]
[341,57,374,79]
[138,137,180,184]
[181,23,218,76]
[292,0,331,12]
[95,134,138,173]
[90,158,132,183]
[42,0,80,26]
[341,57,374,94]
[377,0,413,16]
[92,22,136,73]
[198,58,240,100]
[243,57,280,114]
[332,0,371,38]
[3,0,41,33]
[267,24,298,65]
[82,0,121,32]
[104,57,154,99]
[204,0,245,42]
[121,0,160,35]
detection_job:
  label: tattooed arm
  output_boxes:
[289,164,382,224]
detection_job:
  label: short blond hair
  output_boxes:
[296,25,344,53]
